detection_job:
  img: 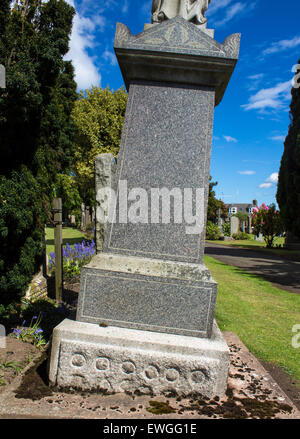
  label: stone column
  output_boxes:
[49,16,240,398]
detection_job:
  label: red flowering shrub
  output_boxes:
[252,204,284,248]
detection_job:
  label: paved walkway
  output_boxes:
[204,242,300,294]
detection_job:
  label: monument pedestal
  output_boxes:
[76,253,217,339]
[49,319,229,398]
[49,15,240,398]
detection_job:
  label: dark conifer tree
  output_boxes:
[0,0,77,310]
[277,61,300,238]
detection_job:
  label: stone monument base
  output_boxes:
[48,319,229,398]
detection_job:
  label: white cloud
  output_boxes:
[248,73,264,80]
[64,0,102,90]
[263,36,300,56]
[238,170,256,175]
[258,182,273,189]
[247,73,265,91]
[122,0,129,14]
[269,135,286,142]
[206,0,233,16]
[258,172,279,189]
[212,2,248,27]
[242,80,292,112]
[103,49,117,66]
[266,172,279,183]
[224,135,238,143]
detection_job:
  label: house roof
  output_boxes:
[226,203,254,208]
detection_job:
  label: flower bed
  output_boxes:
[49,240,96,282]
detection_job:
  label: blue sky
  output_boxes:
[64,0,300,207]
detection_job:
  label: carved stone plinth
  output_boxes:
[49,319,229,398]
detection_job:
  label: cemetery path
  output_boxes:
[204,242,300,295]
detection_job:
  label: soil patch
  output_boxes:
[0,335,41,392]
[14,351,52,401]
[261,360,300,411]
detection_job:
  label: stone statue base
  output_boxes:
[48,318,229,398]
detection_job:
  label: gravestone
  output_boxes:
[230,216,239,236]
[0,65,5,89]
[94,153,116,253]
[49,5,240,398]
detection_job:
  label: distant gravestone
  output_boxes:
[95,153,116,253]
[230,216,239,236]
[0,65,5,89]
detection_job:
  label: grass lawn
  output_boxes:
[46,226,86,256]
[204,255,300,384]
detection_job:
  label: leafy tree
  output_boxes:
[55,173,82,222]
[252,204,284,248]
[207,177,227,223]
[277,61,300,238]
[71,86,128,206]
[0,0,76,309]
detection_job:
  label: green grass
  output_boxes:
[204,255,300,384]
[46,227,86,256]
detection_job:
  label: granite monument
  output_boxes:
[49,3,241,398]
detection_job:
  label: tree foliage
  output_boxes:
[71,86,128,206]
[252,204,284,248]
[0,0,76,307]
[207,177,227,223]
[277,61,300,238]
[55,173,82,222]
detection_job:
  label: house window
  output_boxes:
[229,207,237,214]
[248,207,253,214]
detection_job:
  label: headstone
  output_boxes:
[247,216,252,234]
[95,153,116,253]
[255,233,263,242]
[49,8,240,398]
[0,64,5,89]
[230,216,239,236]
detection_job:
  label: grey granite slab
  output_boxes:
[103,80,214,264]
[76,254,217,339]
